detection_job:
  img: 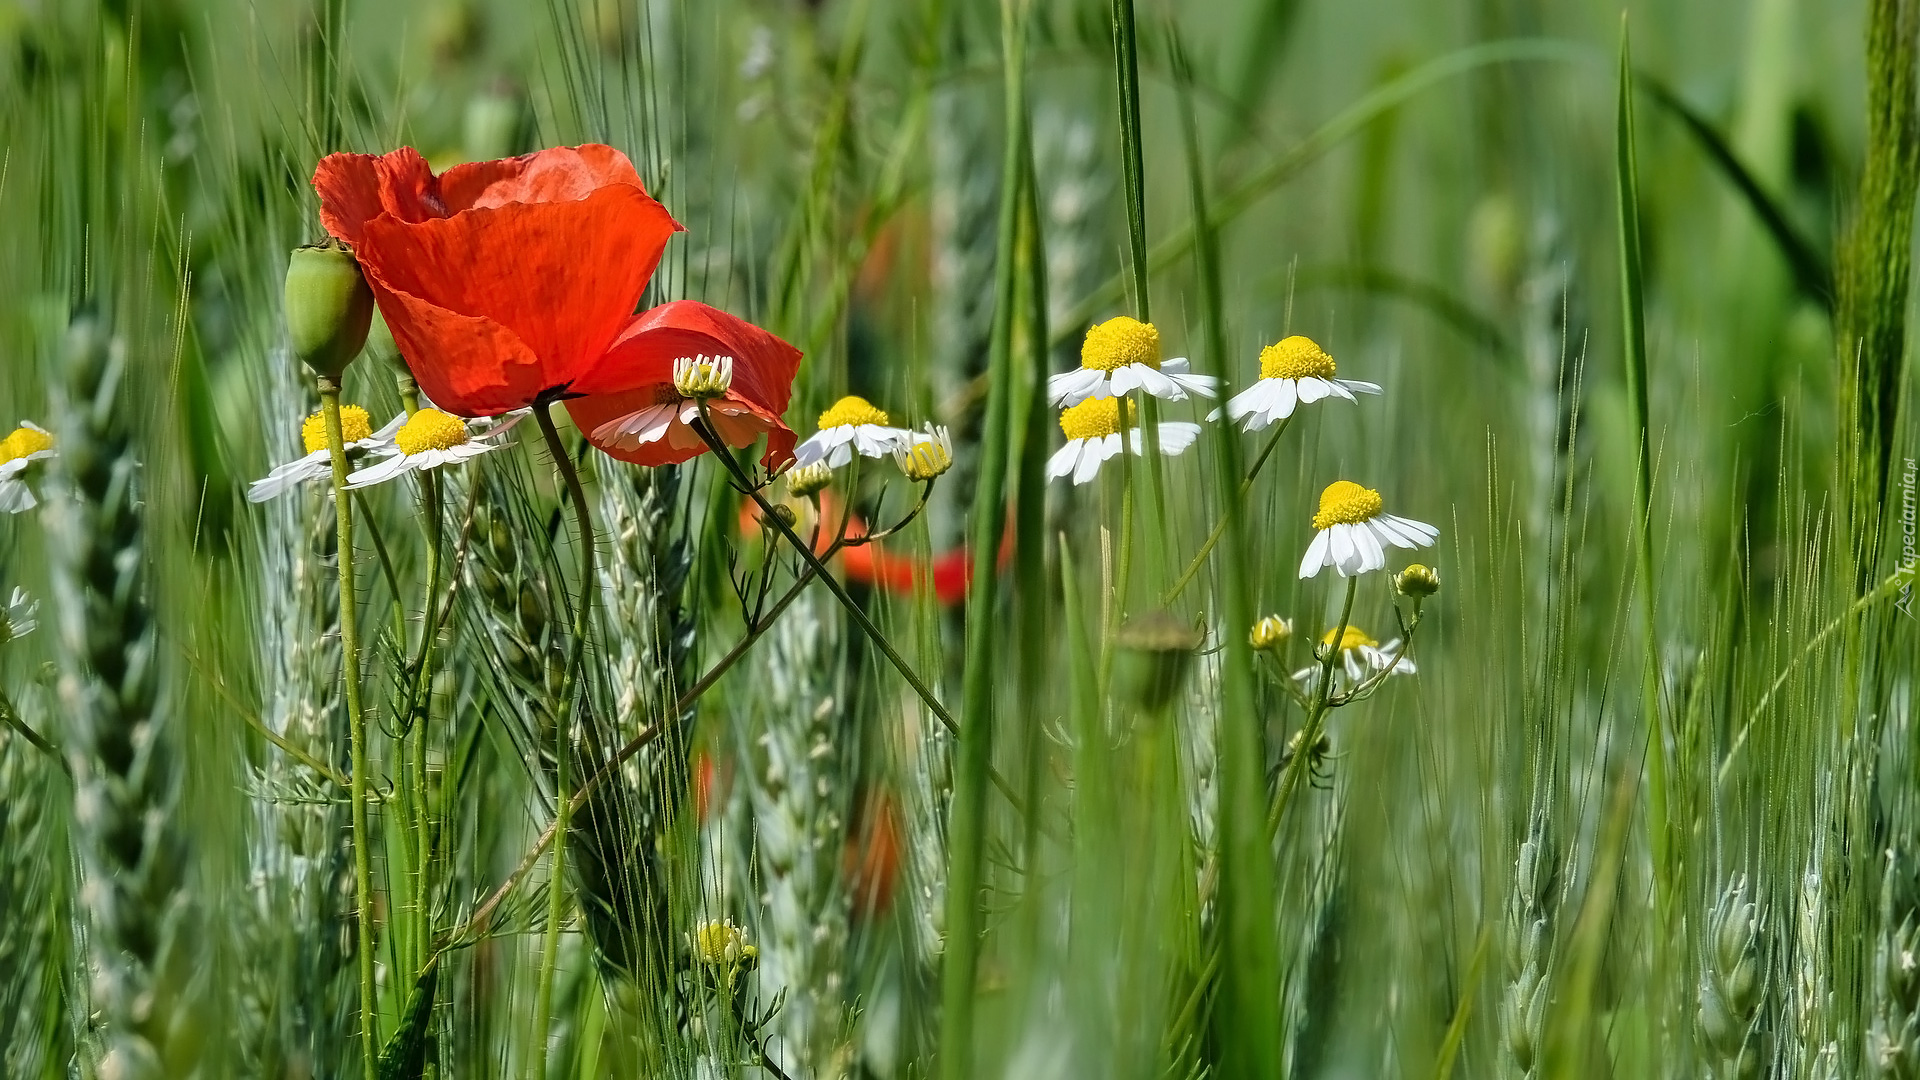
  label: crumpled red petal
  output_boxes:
[311,144,683,416]
[566,300,802,468]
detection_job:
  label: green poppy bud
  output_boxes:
[285,240,374,380]
[1115,610,1204,713]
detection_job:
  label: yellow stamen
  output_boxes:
[1259,335,1336,380]
[394,408,471,456]
[1080,316,1161,372]
[817,395,890,430]
[301,405,373,454]
[0,425,53,465]
[1312,480,1383,529]
[1320,624,1378,651]
[1058,397,1137,441]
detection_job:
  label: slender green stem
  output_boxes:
[408,471,441,981]
[320,379,379,1080]
[529,404,595,1077]
[0,689,69,776]
[1268,575,1356,838]
[1161,416,1294,604]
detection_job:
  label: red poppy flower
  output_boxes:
[564,300,802,470]
[311,144,683,416]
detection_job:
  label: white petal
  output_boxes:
[1343,650,1366,681]
[1155,422,1201,456]
[0,459,29,480]
[1337,379,1383,396]
[1352,523,1386,572]
[1383,514,1439,545]
[1297,377,1331,404]
[1047,440,1083,480]
[793,427,852,467]
[1224,383,1265,422]
[345,456,410,488]
[1298,529,1331,578]
[0,478,37,513]
[1329,524,1362,576]
[1167,371,1219,399]
[1161,357,1191,373]
[1047,367,1108,406]
[852,425,910,458]
[1107,365,1144,397]
[1131,365,1181,400]
[371,413,408,440]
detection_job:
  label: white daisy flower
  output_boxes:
[344,407,524,489]
[1298,480,1438,578]
[0,421,56,514]
[1218,335,1381,430]
[1045,396,1202,486]
[892,423,954,482]
[1292,624,1415,692]
[1047,316,1218,407]
[246,405,405,503]
[791,395,912,468]
[1,586,38,643]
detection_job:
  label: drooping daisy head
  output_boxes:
[1298,480,1438,579]
[1,421,58,514]
[1220,335,1382,432]
[1,586,37,644]
[344,407,522,489]
[1293,621,1416,688]
[1045,397,1201,486]
[893,423,953,482]
[1048,316,1217,407]
[792,395,912,469]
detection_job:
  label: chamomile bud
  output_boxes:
[691,919,757,967]
[1396,563,1440,599]
[1249,615,1293,652]
[284,240,374,380]
[787,462,834,498]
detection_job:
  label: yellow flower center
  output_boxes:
[0,425,53,464]
[818,395,890,430]
[1259,335,1337,380]
[1058,397,1138,441]
[1080,316,1161,372]
[394,408,471,456]
[300,405,374,454]
[1312,480,1383,529]
[1321,625,1378,651]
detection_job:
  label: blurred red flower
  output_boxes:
[313,144,683,416]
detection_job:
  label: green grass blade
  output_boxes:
[1172,26,1282,1080]
[938,2,1031,1075]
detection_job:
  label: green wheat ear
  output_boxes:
[52,314,187,1079]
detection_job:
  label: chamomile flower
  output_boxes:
[1045,397,1201,486]
[344,407,523,489]
[0,421,56,514]
[1297,480,1438,578]
[1219,336,1381,430]
[893,423,954,482]
[246,405,404,503]
[1,587,37,643]
[1047,316,1217,407]
[792,396,912,468]
[1292,624,1416,691]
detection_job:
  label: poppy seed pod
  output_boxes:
[1115,610,1205,713]
[285,240,374,380]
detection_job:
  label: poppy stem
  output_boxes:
[689,405,1034,813]
[1267,574,1356,839]
[318,378,380,1080]
[529,403,594,1077]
